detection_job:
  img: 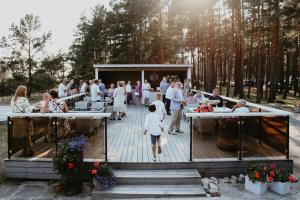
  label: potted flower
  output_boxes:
[245,163,268,195]
[90,162,117,190]
[267,164,298,195]
[53,135,87,195]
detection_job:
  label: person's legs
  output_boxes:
[165,99,171,115]
[151,135,157,160]
[175,108,183,132]
[157,135,161,154]
[168,110,178,133]
[162,95,166,104]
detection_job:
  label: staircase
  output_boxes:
[92,169,206,199]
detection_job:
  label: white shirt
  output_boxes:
[144,112,163,136]
[152,100,166,120]
[233,107,250,113]
[80,82,87,93]
[166,87,176,99]
[58,83,67,98]
[142,83,151,90]
[91,83,100,102]
[125,84,132,93]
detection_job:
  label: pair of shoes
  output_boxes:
[118,118,121,120]
[153,156,156,161]
[158,146,162,154]
[168,130,176,135]
[167,113,171,116]
[113,118,116,120]
[175,130,184,133]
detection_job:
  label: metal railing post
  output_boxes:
[259,108,262,144]
[54,117,58,153]
[286,116,289,159]
[7,116,11,159]
[189,117,193,161]
[105,117,108,162]
[238,117,243,161]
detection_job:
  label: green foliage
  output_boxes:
[0,14,51,96]
[246,163,268,183]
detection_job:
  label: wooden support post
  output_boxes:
[189,117,193,161]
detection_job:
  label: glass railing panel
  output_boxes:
[242,116,286,158]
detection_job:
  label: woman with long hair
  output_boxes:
[42,89,69,138]
[11,85,33,157]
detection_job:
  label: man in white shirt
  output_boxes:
[232,99,250,113]
[165,82,176,115]
[151,93,166,121]
[144,104,164,161]
[126,81,132,105]
[58,79,67,98]
[80,81,88,93]
[90,79,101,102]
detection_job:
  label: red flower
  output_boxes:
[289,175,295,183]
[269,171,276,177]
[93,162,100,167]
[270,164,277,169]
[91,169,97,175]
[204,109,208,112]
[254,171,260,179]
[268,176,273,182]
[67,162,75,169]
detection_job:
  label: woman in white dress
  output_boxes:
[142,79,151,106]
[113,81,126,120]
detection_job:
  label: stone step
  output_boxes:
[113,169,202,185]
[92,184,206,199]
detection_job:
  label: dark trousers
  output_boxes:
[127,93,132,105]
[162,95,166,104]
[165,98,171,115]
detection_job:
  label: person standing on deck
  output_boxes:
[165,82,176,115]
[98,79,106,100]
[144,104,164,161]
[11,85,34,157]
[152,93,166,121]
[58,79,68,98]
[126,80,133,105]
[142,79,151,106]
[168,81,186,134]
[113,81,126,120]
[159,77,169,105]
[91,80,101,102]
[135,80,142,106]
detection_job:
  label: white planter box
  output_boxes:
[271,181,291,195]
[245,176,267,195]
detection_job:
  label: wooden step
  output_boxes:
[113,169,202,185]
[92,184,206,199]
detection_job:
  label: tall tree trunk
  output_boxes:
[268,0,280,103]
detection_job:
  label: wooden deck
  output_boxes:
[106,106,190,163]
[10,106,285,162]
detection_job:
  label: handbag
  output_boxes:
[134,91,139,96]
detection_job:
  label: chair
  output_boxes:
[91,102,104,111]
[75,101,88,110]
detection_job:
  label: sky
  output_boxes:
[0,0,110,54]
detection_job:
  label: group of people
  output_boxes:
[144,78,250,161]
[11,85,69,157]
